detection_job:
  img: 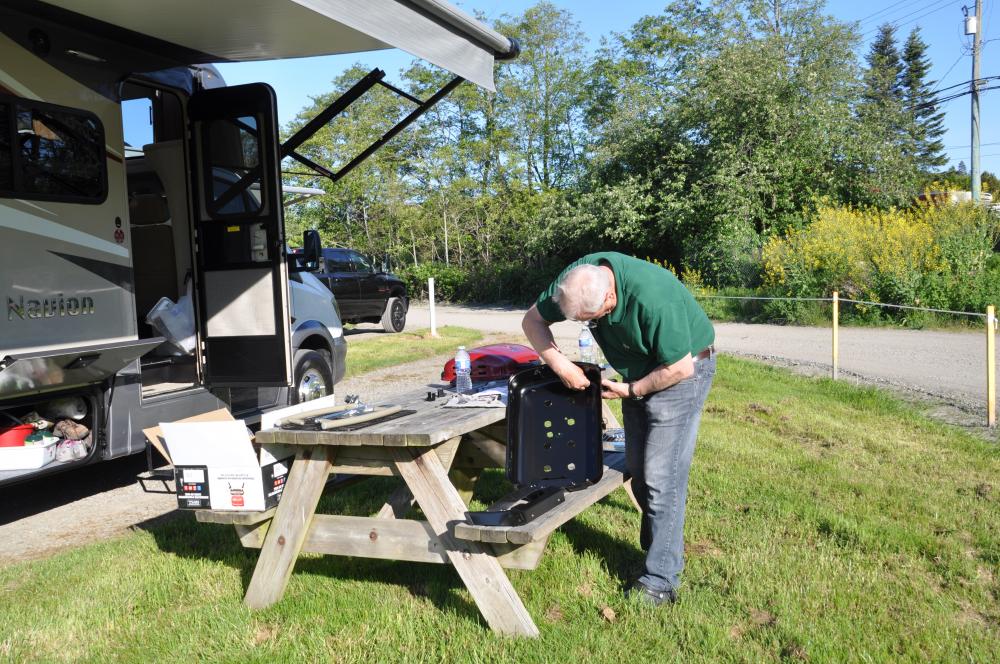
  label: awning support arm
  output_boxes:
[327,75,464,184]
[279,69,466,186]
[280,68,387,160]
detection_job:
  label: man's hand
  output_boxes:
[553,360,590,390]
[601,378,629,400]
[522,304,590,390]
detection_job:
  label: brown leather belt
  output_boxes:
[693,345,715,362]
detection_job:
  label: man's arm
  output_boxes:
[522,304,590,390]
[600,354,694,400]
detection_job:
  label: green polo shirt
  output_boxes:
[535,252,715,381]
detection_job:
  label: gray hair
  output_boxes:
[553,264,610,319]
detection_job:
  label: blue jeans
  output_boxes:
[622,354,716,592]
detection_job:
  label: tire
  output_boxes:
[380,296,407,333]
[292,349,334,404]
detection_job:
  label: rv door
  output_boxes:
[187,84,292,387]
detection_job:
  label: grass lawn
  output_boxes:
[343,326,483,378]
[1,357,998,662]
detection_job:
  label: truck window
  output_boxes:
[350,252,374,274]
[0,95,106,203]
[325,251,353,272]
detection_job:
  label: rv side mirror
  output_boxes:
[302,230,321,271]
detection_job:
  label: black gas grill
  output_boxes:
[468,362,604,527]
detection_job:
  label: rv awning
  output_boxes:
[37,0,516,91]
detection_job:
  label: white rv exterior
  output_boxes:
[0,0,516,485]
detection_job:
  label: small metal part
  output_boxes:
[426,391,436,401]
[344,394,360,404]
[436,388,445,397]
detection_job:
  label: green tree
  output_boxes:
[901,28,947,172]
[854,22,915,205]
[493,2,590,191]
[577,0,866,285]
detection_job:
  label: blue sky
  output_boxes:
[214,0,999,176]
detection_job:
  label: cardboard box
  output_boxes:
[142,408,235,465]
[162,420,291,511]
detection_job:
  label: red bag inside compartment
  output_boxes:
[441,344,541,384]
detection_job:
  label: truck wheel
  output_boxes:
[381,297,407,333]
[292,349,334,404]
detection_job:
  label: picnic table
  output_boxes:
[196,386,634,638]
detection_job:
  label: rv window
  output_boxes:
[0,96,106,204]
[0,103,10,191]
[122,97,153,156]
[203,115,264,217]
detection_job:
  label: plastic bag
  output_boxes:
[146,279,196,354]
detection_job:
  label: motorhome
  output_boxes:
[0,0,517,485]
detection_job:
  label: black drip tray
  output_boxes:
[505,362,603,490]
[467,486,566,527]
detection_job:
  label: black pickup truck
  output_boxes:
[316,248,409,332]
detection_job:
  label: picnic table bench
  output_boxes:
[195,386,634,638]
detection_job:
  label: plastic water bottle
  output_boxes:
[455,346,473,394]
[578,326,596,364]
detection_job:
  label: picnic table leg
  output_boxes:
[376,436,464,519]
[448,467,480,507]
[244,445,333,609]
[393,446,539,638]
[376,485,415,519]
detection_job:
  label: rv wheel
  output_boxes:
[292,349,333,404]
[381,297,407,333]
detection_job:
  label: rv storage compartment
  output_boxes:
[0,390,99,481]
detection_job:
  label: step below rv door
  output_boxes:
[187,83,292,387]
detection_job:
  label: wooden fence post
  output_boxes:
[987,305,996,427]
[832,291,839,380]
[429,277,438,337]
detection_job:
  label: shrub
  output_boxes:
[397,261,562,305]
[762,203,1000,319]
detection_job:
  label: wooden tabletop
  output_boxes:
[255,388,507,447]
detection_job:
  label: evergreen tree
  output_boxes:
[856,23,914,204]
[862,24,904,110]
[901,27,946,171]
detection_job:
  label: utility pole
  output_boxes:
[971,0,984,202]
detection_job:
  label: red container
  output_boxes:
[0,424,34,447]
[441,343,541,384]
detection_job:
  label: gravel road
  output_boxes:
[2,304,994,565]
[387,304,997,413]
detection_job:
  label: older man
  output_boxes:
[522,252,715,606]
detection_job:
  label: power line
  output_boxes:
[945,141,1000,148]
[856,0,916,26]
[862,0,957,29]
[931,53,966,93]
[860,0,949,27]
[863,0,964,37]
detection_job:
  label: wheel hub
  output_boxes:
[298,368,329,402]
[391,300,405,330]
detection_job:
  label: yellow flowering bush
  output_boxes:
[762,203,999,314]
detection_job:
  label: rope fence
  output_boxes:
[696,294,988,318]
[692,291,998,427]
